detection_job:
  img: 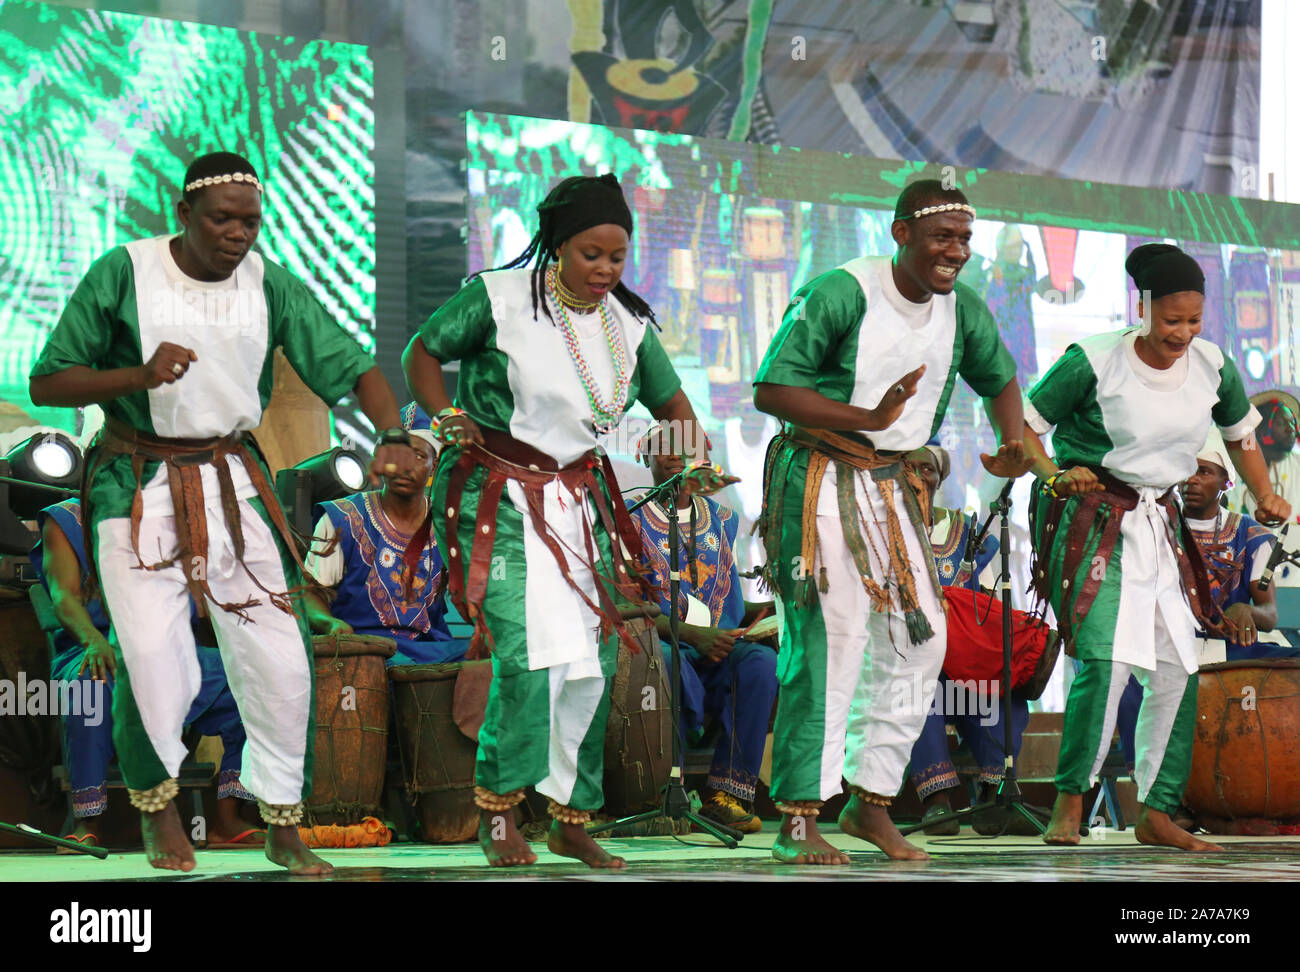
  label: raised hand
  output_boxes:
[865,364,926,432]
[1254,492,1292,528]
[980,440,1033,479]
[140,342,198,389]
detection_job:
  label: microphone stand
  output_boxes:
[588,471,742,847]
[899,478,1052,836]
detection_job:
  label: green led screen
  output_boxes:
[0,0,375,434]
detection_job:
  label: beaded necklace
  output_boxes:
[545,265,631,434]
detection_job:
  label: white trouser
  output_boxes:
[97,497,311,805]
[817,465,948,800]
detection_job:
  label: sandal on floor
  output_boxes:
[56,832,101,854]
[204,828,267,849]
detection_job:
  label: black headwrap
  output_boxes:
[1125,243,1205,300]
[541,173,634,245]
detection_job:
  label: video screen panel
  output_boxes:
[0,0,376,437]
[464,111,1300,708]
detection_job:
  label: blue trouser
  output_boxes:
[909,675,1030,801]
[54,643,250,818]
[661,639,778,803]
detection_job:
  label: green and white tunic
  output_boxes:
[31,236,374,526]
[758,256,1016,450]
[755,256,1017,803]
[420,269,681,675]
[1026,329,1259,673]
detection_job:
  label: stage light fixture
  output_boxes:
[274,446,370,539]
[3,433,83,519]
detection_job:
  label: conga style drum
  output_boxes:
[1185,659,1300,826]
[603,614,672,817]
[307,633,396,826]
[941,587,1061,701]
[389,659,493,843]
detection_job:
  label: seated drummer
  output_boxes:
[627,423,777,834]
[1117,433,1293,771]
[903,445,1034,836]
[32,498,258,850]
[304,404,467,666]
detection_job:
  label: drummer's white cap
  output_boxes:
[1196,427,1231,477]
[408,428,439,453]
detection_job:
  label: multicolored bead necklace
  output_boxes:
[546,264,631,434]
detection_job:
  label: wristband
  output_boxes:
[377,428,412,448]
[434,406,468,424]
[1044,471,1065,499]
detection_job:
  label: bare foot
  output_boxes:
[771,813,850,865]
[479,810,537,867]
[265,824,333,875]
[547,820,626,869]
[1135,806,1223,852]
[141,801,196,871]
[1043,792,1082,846]
[839,795,929,861]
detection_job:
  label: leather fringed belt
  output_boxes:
[83,417,313,620]
[757,426,940,645]
[433,427,652,661]
[1029,469,1221,647]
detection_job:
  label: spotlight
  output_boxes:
[274,446,370,539]
[0,432,83,559]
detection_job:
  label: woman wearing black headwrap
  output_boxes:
[402,174,731,868]
[1019,242,1289,851]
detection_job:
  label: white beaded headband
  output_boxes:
[184,172,263,193]
[904,203,976,221]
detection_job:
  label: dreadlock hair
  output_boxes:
[469,175,657,326]
[181,152,261,204]
[892,178,971,222]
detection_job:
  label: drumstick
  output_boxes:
[734,606,773,639]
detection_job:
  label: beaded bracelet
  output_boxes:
[1045,471,1065,499]
[435,406,468,421]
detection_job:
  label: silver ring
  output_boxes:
[171,362,184,376]
[894,383,904,395]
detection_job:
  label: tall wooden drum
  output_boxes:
[602,615,672,817]
[1185,659,1300,821]
[389,659,493,843]
[307,633,396,826]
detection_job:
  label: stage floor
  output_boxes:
[5,825,1300,882]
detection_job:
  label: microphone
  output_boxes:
[1259,524,1293,592]
[956,511,979,582]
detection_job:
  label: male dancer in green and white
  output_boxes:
[29,152,412,873]
[1024,242,1290,850]
[754,179,1030,864]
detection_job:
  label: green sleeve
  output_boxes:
[1211,352,1252,428]
[30,248,132,377]
[955,286,1018,397]
[633,324,682,411]
[265,261,375,406]
[1028,343,1096,427]
[754,269,863,389]
[418,277,494,363]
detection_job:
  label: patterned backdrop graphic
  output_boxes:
[0,0,376,434]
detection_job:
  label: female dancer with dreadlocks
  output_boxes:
[403,173,732,868]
